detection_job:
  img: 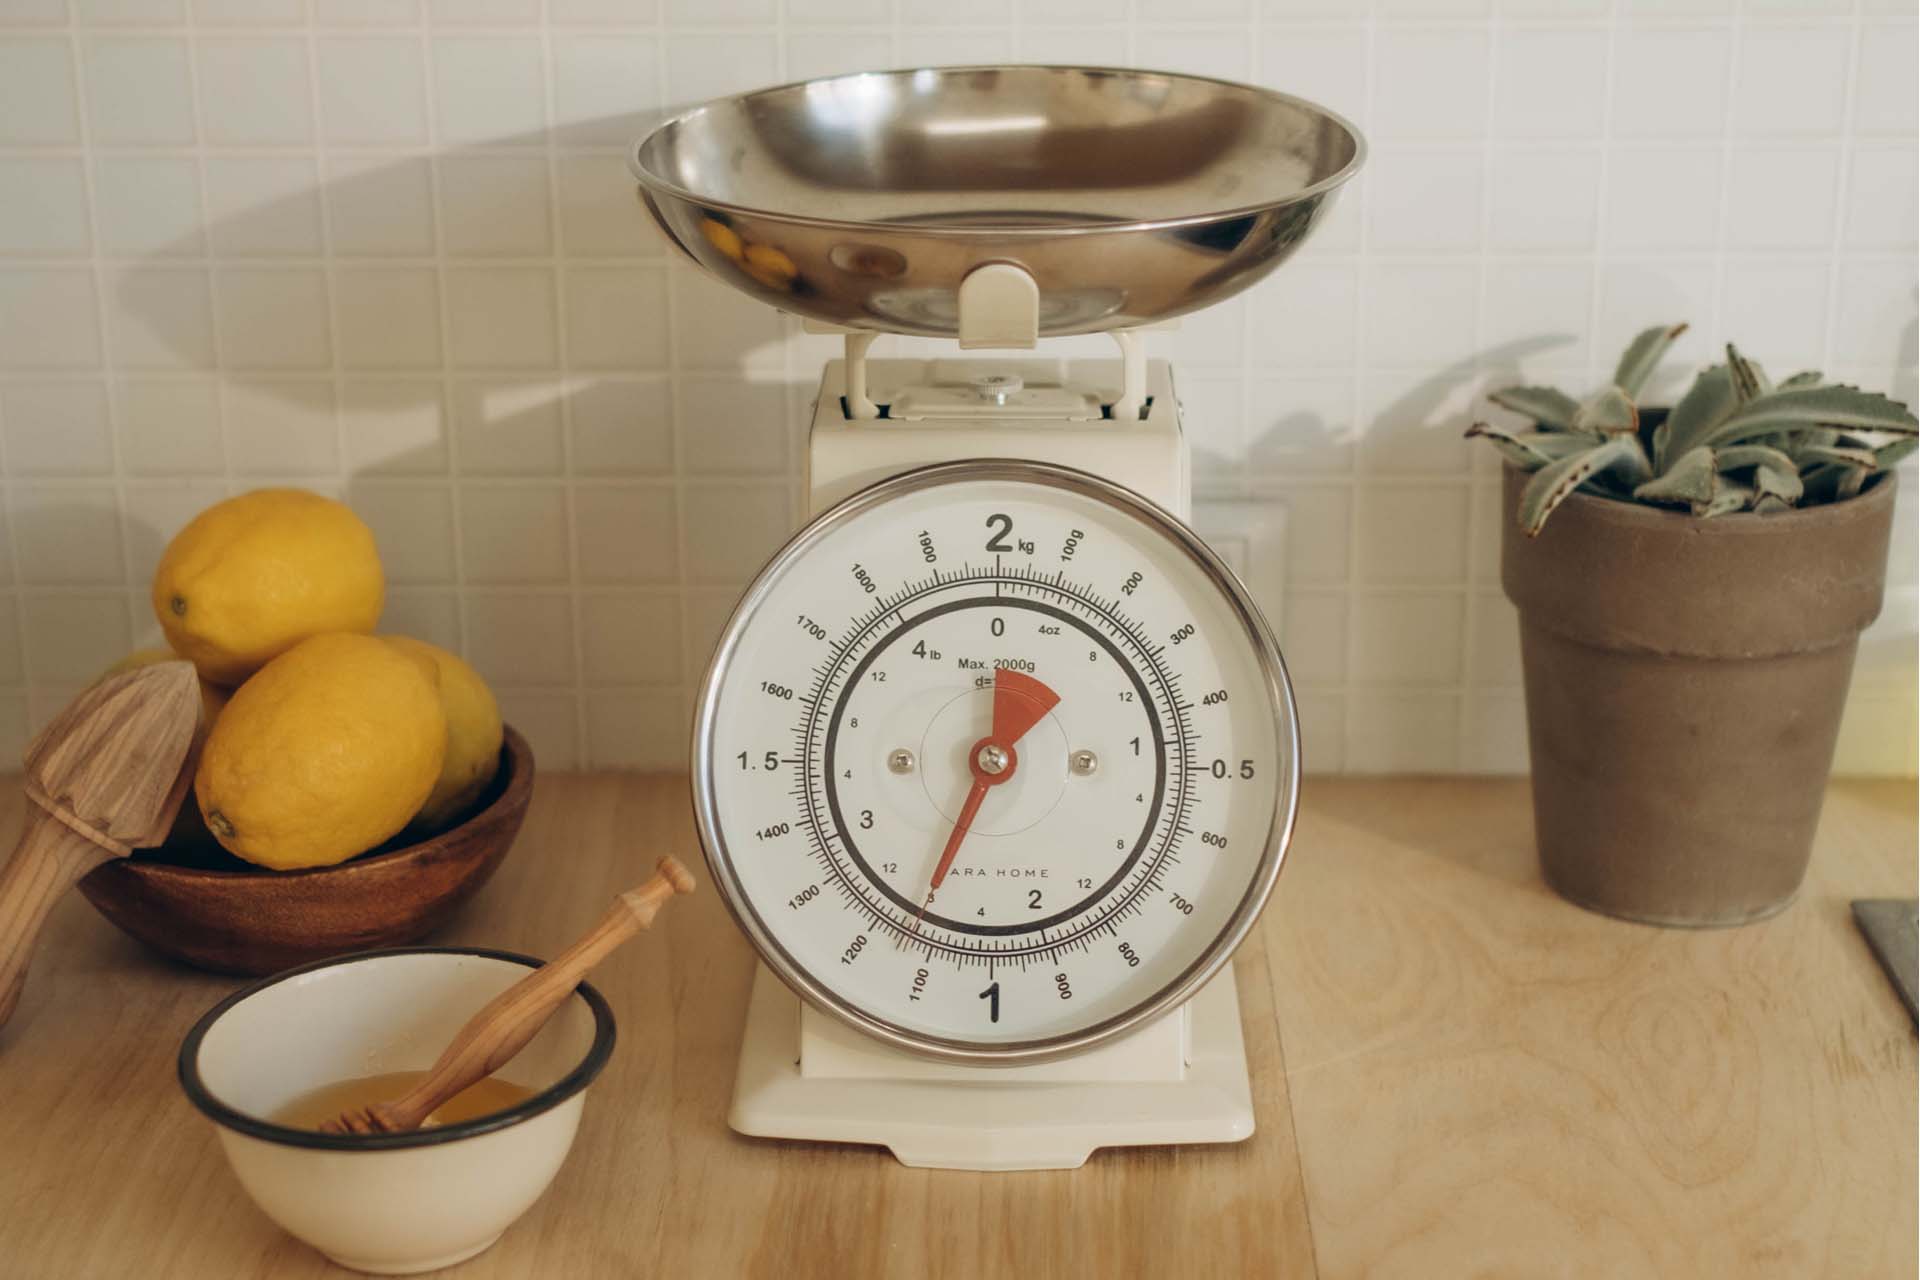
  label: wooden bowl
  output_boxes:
[78,727,534,976]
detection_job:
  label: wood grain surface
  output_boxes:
[0,661,200,1030]
[0,774,1911,1279]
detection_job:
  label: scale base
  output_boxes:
[727,965,1256,1171]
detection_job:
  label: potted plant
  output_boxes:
[1468,324,1916,926]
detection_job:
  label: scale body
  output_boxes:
[731,349,1251,1171]
[633,66,1364,1171]
[809,353,1188,516]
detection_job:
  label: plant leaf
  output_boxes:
[1877,437,1918,469]
[1634,446,1717,506]
[1754,461,1804,505]
[1618,435,1652,487]
[1660,364,1740,464]
[1780,371,1823,390]
[1486,386,1583,431]
[1795,442,1879,470]
[1612,322,1688,397]
[1573,384,1639,436]
[1697,479,1755,518]
[1788,426,1841,457]
[1518,436,1648,537]
[1715,444,1799,474]
[1725,343,1772,402]
[1802,463,1855,504]
[1702,383,1920,448]
[1464,422,1596,468]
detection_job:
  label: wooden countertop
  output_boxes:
[1,776,1913,1279]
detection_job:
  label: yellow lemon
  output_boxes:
[153,488,384,687]
[742,242,798,291]
[386,636,504,830]
[701,217,745,261]
[197,633,446,871]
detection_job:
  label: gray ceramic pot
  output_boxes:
[1500,462,1897,927]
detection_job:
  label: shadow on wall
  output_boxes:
[1899,312,1919,406]
[111,104,802,471]
[1194,335,1584,479]
[82,107,816,763]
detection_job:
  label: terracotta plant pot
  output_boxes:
[1500,461,1896,927]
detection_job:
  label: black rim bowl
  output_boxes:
[178,945,616,1152]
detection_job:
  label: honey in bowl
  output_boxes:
[272,1071,535,1132]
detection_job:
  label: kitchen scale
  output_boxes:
[631,66,1363,1170]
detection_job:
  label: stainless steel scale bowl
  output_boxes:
[631,65,1364,338]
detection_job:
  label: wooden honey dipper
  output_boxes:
[322,856,695,1135]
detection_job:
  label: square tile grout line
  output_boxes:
[1454,0,1510,774]
[63,22,139,666]
[182,18,239,517]
[1818,8,1866,381]
[417,17,477,698]
[660,21,698,774]
[1706,5,1745,369]
[63,32,133,621]
[1339,1,1386,776]
[537,5,593,771]
[299,8,356,661]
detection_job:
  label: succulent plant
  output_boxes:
[1468,323,1919,536]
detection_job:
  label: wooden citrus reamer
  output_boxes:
[0,662,202,1033]
[323,856,696,1135]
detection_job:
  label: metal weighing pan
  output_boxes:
[630,66,1364,339]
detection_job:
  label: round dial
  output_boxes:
[692,461,1299,1064]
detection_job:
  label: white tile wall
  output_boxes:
[0,0,1913,777]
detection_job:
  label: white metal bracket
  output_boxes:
[957,262,1040,349]
[800,262,1159,422]
[842,331,881,420]
[1109,328,1148,421]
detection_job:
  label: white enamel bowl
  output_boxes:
[179,948,615,1275]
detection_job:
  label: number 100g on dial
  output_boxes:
[692,461,1301,1065]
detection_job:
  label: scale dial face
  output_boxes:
[693,461,1299,1064]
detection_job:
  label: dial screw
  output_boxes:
[1069,749,1099,777]
[887,748,916,775]
[976,743,1011,776]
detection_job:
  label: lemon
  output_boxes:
[386,636,504,830]
[701,217,745,261]
[153,488,384,687]
[742,242,797,291]
[197,633,446,871]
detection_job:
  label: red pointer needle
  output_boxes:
[920,667,1061,909]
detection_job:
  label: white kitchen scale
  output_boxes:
[631,66,1363,1170]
